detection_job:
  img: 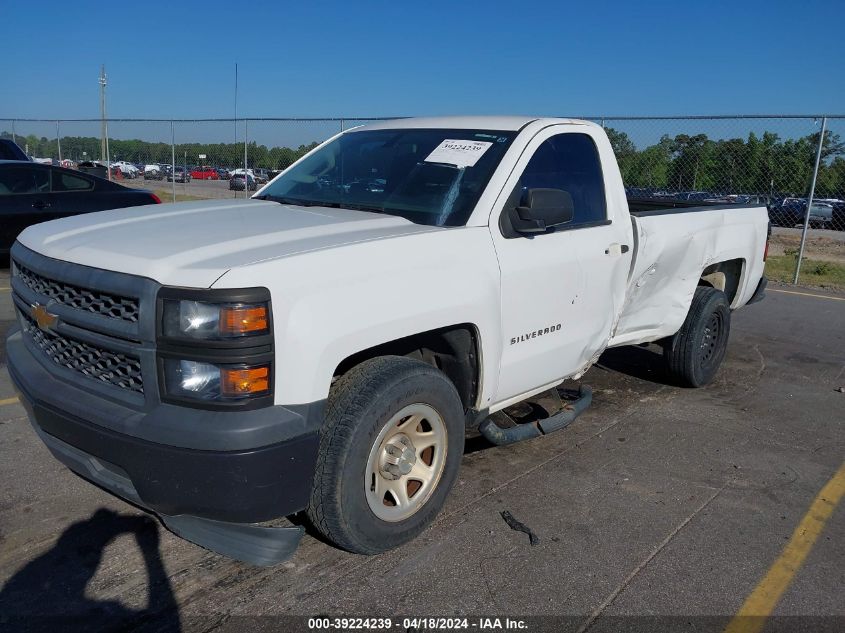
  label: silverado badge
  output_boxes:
[30,304,58,332]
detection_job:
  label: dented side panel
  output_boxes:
[608,206,768,347]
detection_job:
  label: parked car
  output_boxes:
[111,161,140,179]
[167,167,192,183]
[768,197,805,227]
[144,164,165,180]
[229,168,255,179]
[0,159,160,253]
[229,173,257,191]
[5,116,769,566]
[828,200,845,231]
[0,139,30,161]
[216,168,230,180]
[191,165,219,180]
[253,168,269,184]
[807,202,833,229]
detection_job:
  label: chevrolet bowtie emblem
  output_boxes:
[30,303,58,332]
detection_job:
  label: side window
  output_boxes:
[0,166,50,196]
[517,133,607,226]
[52,170,94,192]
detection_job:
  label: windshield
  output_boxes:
[258,128,516,226]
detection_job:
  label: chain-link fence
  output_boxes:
[593,115,845,286]
[1,115,843,286]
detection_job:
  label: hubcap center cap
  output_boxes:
[379,434,417,479]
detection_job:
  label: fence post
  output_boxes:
[56,121,62,163]
[171,120,176,203]
[11,119,16,144]
[244,119,249,198]
[793,117,827,284]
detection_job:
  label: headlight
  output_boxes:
[162,300,269,340]
[164,359,271,401]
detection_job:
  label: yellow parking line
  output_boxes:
[0,287,10,292]
[723,460,845,633]
[0,396,20,406]
[769,288,845,302]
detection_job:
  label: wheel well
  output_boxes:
[333,325,480,410]
[699,258,744,305]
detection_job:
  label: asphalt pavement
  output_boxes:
[122,176,254,200]
[0,268,842,633]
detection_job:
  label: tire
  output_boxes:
[663,286,731,387]
[307,356,465,554]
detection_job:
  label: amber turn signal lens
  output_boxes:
[220,305,268,335]
[221,365,270,396]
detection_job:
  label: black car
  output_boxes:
[768,198,805,227]
[229,174,257,191]
[167,167,192,183]
[830,200,845,231]
[0,160,161,254]
[0,139,30,161]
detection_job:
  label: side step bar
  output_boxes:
[478,385,592,446]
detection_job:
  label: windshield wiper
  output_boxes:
[320,201,390,215]
[256,194,390,215]
[254,194,321,207]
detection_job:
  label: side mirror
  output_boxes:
[510,188,574,234]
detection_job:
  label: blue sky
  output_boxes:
[2,0,844,121]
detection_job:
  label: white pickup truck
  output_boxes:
[6,116,768,565]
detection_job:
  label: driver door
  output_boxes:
[489,126,633,406]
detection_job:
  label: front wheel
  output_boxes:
[663,286,731,387]
[307,356,465,554]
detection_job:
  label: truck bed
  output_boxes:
[608,198,769,348]
[627,197,751,216]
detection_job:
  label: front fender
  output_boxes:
[215,227,503,408]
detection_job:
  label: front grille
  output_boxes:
[14,262,140,323]
[20,312,144,394]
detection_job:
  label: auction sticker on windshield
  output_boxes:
[425,139,493,168]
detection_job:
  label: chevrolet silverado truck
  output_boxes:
[6,116,768,565]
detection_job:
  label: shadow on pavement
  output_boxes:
[0,508,181,632]
[596,344,670,384]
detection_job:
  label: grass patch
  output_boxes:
[765,254,845,290]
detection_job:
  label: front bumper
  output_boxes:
[7,327,322,565]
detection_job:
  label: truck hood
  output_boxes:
[18,199,440,287]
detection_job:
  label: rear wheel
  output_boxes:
[663,286,731,387]
[307,356,464,554]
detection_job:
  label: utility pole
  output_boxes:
[794,117,827,284]
[99,65,110,179]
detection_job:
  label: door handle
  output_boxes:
[605,243,630,255]
[32,200,51,210]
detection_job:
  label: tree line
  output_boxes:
[3,127,845,198]
[606,128,845,198]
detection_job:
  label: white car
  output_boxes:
[7,116,769,567]
[229,168,255,178]
[144,164,164,180]
[112,161,139,178]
